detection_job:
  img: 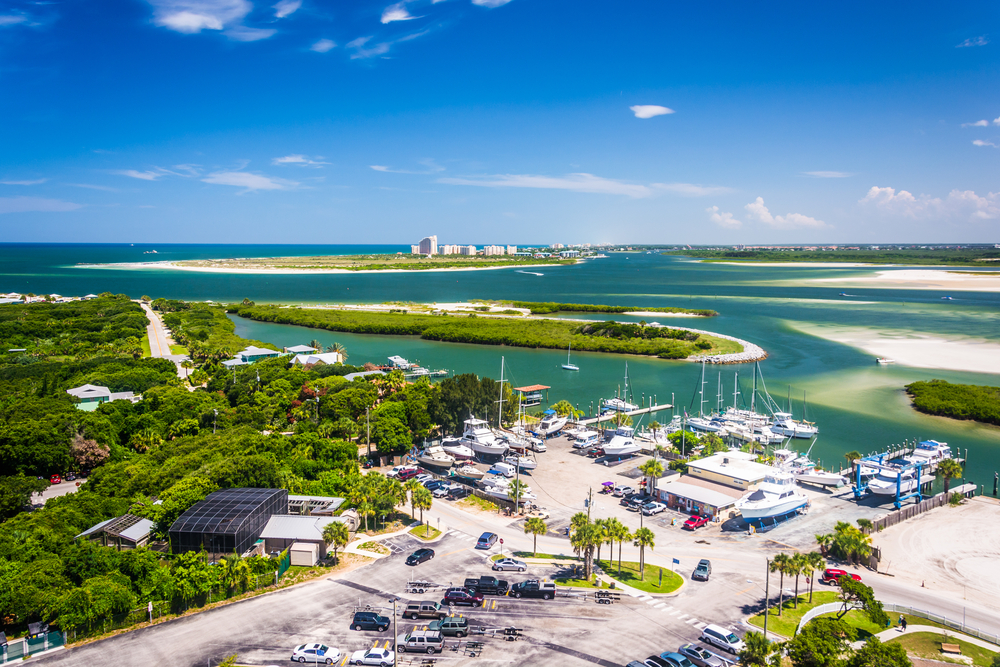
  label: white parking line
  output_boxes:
[644,599,658,605]
[667,610,680,616]
[694,622,707,629]
[685,617,699,624]
[653,603,667,609]
[677,613,688,620]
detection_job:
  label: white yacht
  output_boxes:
[537,413,567,435]
[908,440,952,463]
[458,417,509,456]
[602,397,639,412]
[602,425,642,457]
[505,454,537,471]
[416,445,455,469]
[482,485,536,503]
[769,412,818,439]
[439,438,474,460]
[736,473,809,520]
[687,416,724,433]
[562,343,579,371]
[453,464,485,480]
[868,468,934,496]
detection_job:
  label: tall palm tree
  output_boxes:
[524,517,547,557]
[639,458,665,495]
[592,518,608,563]
[322,521,350,564]
[614,523,633,577]
[404,478,421,519]
[413,487,433,535]
[632,527,655,579]
[804,551,826,603]
[770,553,791,616]
[569,519,602,580]
[843,450,862,478]
[789,552,805,609]
[326,342,348,361]
[937,458,963,495]
[309,339,322,350]
[507,479,527,508]
[739,631,772,667]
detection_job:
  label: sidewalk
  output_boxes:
[342,522,420,559]
[852,624,1000,652]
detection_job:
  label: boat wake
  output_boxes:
[517,270,544,276]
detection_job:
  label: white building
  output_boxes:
[551,243,564,249]
[439,244,461,255]
[506,245,517,255]
[410,245,420,254]
[483,245,505,256]
[460,245,477,256]
[418,235,438,255]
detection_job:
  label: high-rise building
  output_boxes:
[459,245,477,255]
[410,245,420,254]
[506,245,517,255]
[483,245,505,256]
[418,235,438,255]
[551,243,564,249]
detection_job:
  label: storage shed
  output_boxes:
[290,542,320,566]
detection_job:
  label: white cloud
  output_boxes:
[369,159,444,175]
[471,0,513,6]
[961,120,989,127]
[1,178,46,185]
[310,38,336,52]
[859,185,1000,220]
[0,197,82,214]
[147,0,251,33]
[272,154,328,166]
[973,139,999,148]
[653,183,731,196]
[0,14,28,26]
[225,26,276,41]
[68,183,119,192]
[370,165,390,172]
[630,105,675,119]
[956,36,988,48]
[744,196,826,229]
[381,2,419,23]
[114,170,163,181]
[273,0,301,18]
[995,116,1000,126]
[439,173,653,198]
[201,171,298,192]
[706,206,740,229]
[804,171,852,178]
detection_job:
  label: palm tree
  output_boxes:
[322,521,350,564]
[569,518,602,580]
[615,522,633,577]
[632,527,655,579]
[843,450,862,477]
[770,553,791,616]
[937,458,963,495]
[413,487,433,535]
[804,551,825,603]
[592,518,608,563]
[309,339,322,351]
[524,517,547,556]
[326,342,348,361]
[789,552,805,609]
[639,457,665,495]
[739,631,772,667]
[507,479,527,509]
[404,478,421,519]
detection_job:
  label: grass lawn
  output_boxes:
[459,496,498,512]
[170,344,188,355]
[140,335,151,358]
[595,559,683,594]
[887,631,999,667]
[554,575,613,589]
[510,551,579,561]
[358,541,389,555]
[409,524,441,541]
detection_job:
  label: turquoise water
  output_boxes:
[3,244,999,488]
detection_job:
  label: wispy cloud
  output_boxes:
[961,120,989,128]
[972,139,999,148]
[471,0,514,7]
[310,38,336,52]
[272,154,329,167]
[1,178,46,185]
[381,1,420,23]
[114,169,163,181]
[745,197,826,228]
[804,171,852,178]
[706,206,740,229]
[347,29,430,59]
[225,25,276,41]
[201,170,298,192]
[0,197,83,214]
[273,0,300,18]
[956,36,988,48]
[630,105,675,119]
[653,183,731,196]
[146,0,252,33]
[369,159,444,174]
[860,185,1000,220]
[439,173,654,198]
[68,183,119,192]
[0,13,28,27]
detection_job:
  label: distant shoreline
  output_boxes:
[76,260,571,275]
[812,269,1000,293]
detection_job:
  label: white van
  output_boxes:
[701,624,745,654]
[489,462,516,478]
[525,436,546,453]
[572,431,600,449]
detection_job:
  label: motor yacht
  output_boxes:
[769,412,818,439]
[439,438,474,460]
[537,413,567,435]
[453,464,485,480]
[868,468,934,496]
[602,397,639,412]
[416,445,455,469]
[687,416,724,433]
[908,440,952,463]
[505,454,537,471]
[736,472,809,520]
[458,417,509,456]
[602,425,642,457]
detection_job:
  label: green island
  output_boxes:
[168,253,574,272]
[663,247,1000,266]
[905,380,1000,426]
[231,304,741,359]
[476,299,717,317]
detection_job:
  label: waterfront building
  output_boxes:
[507,245,517,255]
[439,244,462,255]
[284,344,317,354]
[460,245,477,255]
[551,243,564,249]
[655,475,742,519]
[560,250,580,258]
[410,245,420,254]
[685,452,772,491]
[291,352,343,366]
[418,235,438,255]
[483,245,505,256]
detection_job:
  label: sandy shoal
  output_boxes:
[76,261,562,275]
[813,269,1000,292]
[787,322,1000,374]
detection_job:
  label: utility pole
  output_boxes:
[764,557,770,639]
[587,487,593,520]
[213,408,218,434]
[389,597,400,666]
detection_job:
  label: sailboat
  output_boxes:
[562,343,579,371]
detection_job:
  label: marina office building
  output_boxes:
[684,452,773,491]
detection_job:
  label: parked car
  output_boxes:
[525,508,550,520]
[624,496,646,511]
[678,643,726,667]
[657,652,695,667]
[405,548,435,566]
[492,558,526,572]
[463,575,508,595]
[414,473,433,484]
[351,611,390,632]
[821,568,862,585]
[291,643,341,665]
[447,486,471,500]
[641,502,666,516]
[432,486,452,498]
[683,515,710,530]
[64,472,77,481]
[402,601,445,620]
[423,479,445,490]
[701,624,745,654]
[348,647,394,666]
[396,469,420,482]
[475,532,498,549]
[395,630,444,654]
[428,615,470,637]
[692,559,712,582]
[509,579,556,600]
[49,474,61,485]
[586,448,605,458]
[388,464,418,478]
[442,587,484,606]
[644,656,674,667]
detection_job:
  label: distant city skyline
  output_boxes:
[0,1,997,244]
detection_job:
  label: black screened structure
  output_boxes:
[169,487,288,556]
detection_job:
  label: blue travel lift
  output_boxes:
[853,450,928,510]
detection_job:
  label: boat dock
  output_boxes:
[578,403,674,426]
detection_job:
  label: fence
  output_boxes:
[794,602,844,636]
[864,484,977,533]
[1,631,66,664]
[884,603,1000,646]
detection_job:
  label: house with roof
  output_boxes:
[76,514,155,550]
[66,384,139,411]
[284,344,318,355]
[221,345,283,368]
[291,351,343,366]
[684,452,773,491]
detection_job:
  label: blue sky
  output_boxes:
[0,0,998,244]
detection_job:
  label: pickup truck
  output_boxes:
[509,579,556,600]
[463,575,509,596]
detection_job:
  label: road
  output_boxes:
[31,478,87,506]
[139,300,191,380]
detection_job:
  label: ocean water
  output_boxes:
[3,244,999,488]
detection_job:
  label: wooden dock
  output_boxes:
[578,403,674,426]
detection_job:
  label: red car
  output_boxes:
[821,568,862,585]
[683,515,710,530]
[49,474,62,485]
[396,468,420,482]
[442,587,484,607]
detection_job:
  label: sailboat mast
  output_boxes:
[751,362,758,416]
[717,372,722,414]
[733,372,739,411]
[498,356,505,429]
[699,359,706,417]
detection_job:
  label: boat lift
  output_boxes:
[853,451,930,509]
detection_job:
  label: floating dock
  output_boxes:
[578,403,674,426]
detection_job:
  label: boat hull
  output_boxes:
[738,497,808,519]
[794,472,845,487]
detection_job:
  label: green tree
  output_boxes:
[843,450,862,477]
[770,553,791,616]
[790,552,806,609]
[56,572,136,631]
[937,458,963,495]
[639,457,665,495]
[569,514,602,580]
[632,527,655,579]
[507,479,528,507]
[404,478,421,520]
[322,521,350,563]
[549,400,583,418]
[592,518,608,563]
[523,517,547,557]
[816,522,872,565]
[0,474,49,521]
[606,518,631,577]
[413,486,433,535]
[844,637,912,667]
[836,577,889,627]
[803,551,826,603]
[740,631,782,667]
[785,617,855,667]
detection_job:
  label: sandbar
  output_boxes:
[813,269,1000,292]
[76,261,555,275]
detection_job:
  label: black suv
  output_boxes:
[351,611,390,632]
[447,486,471,500]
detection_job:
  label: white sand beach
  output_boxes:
[76,261,549,275]
[813,269,1000,292]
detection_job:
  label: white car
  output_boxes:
[701,624,745,655]
[432,486,451,498]
[349,647,395,666]
[291,643,341,664]
[641,501,666,516]
[414,473,433,484]
[492,557,527,572]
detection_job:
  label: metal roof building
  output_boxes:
[169,488,288,557]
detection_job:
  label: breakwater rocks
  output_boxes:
[680,327,769,365]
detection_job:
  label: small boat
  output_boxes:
[562,343,579,371]
[908,439,952,463]
[416,445,455,469]
[941,296,954,300]
[602,397,639,412]
[440,437,474,460]
[769,412,818,439]
[736,473,809,520]
[793,467,846,488]
[505,454,537,471]
[687,416,724,433]
[868,468,935,496]
[537,412,567,435]
[602,425,642,457]
[839,292,849,297]
[458,417,509,456]
[453,464,485,480]
[876,357,896,365]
